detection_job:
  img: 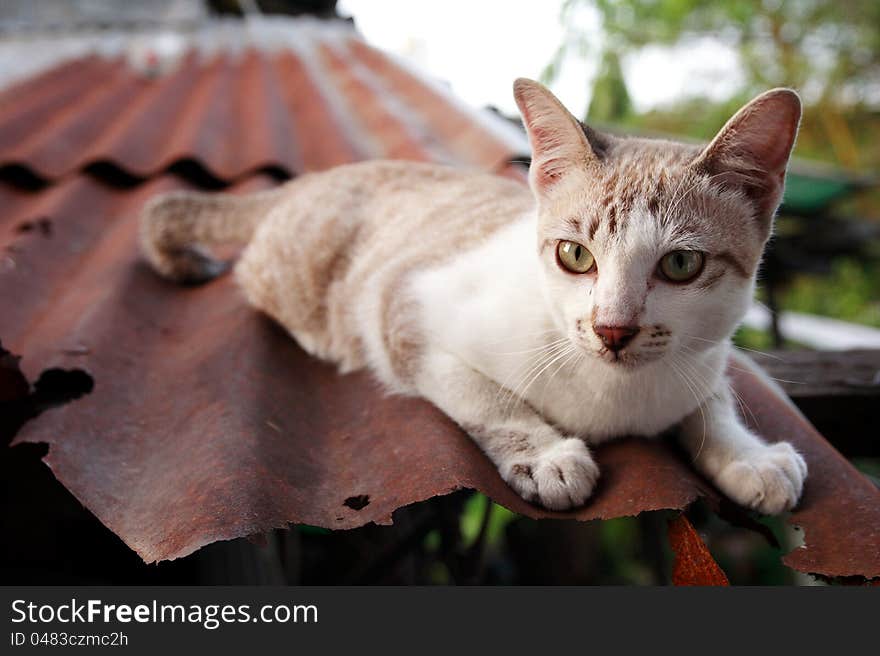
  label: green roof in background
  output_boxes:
[782,170,867,216]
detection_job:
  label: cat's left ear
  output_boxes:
[513,78,603,197]
[693,88,802,224]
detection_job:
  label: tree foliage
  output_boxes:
[545,0,880,171]
[587,50,632,122]
[550,0,880,107]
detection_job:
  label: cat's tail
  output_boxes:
[140,186,285,283]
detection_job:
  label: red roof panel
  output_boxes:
[0,33,521,185]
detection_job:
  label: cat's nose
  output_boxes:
[593,325,640,352]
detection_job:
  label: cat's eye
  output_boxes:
[556,240,595,274]
[658,250,704,282]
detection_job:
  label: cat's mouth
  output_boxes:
[592,343,667,368]
[596,347,644,367]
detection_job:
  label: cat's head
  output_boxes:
[513,79,800,368]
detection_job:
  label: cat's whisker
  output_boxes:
[667,355,707,462]
[484,336,570,356]
[506,342,574,406]
[677,333,723,345]
[492,347,548,409]
[676,335,802,383]
[678,331,788,363]
[688,346,803,386]
[733,344,787,360]
[494,340,572,414]
[481,328,564,347]
[675,345,760,429]
[512,344,576,412]
[728,382,759,429]
[538,346,582,413]
[667,360,706,462]
[518,344,575,401]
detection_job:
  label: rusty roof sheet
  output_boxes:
[0,33,522,185]
[2,22,878,580]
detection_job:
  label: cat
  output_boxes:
[141,78,807,513]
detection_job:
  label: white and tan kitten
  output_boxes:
[141,79,807,513]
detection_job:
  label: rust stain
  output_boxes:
[668,514,730,586]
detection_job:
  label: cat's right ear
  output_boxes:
[513,78,600,196]
[692,88,801,225]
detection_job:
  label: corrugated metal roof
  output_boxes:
[1,19,878,579]
[0,30,523,185]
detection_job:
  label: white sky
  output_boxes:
[338,0,743,119]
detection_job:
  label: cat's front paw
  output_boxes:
[715,442,807,515]
[501,438,599,511]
